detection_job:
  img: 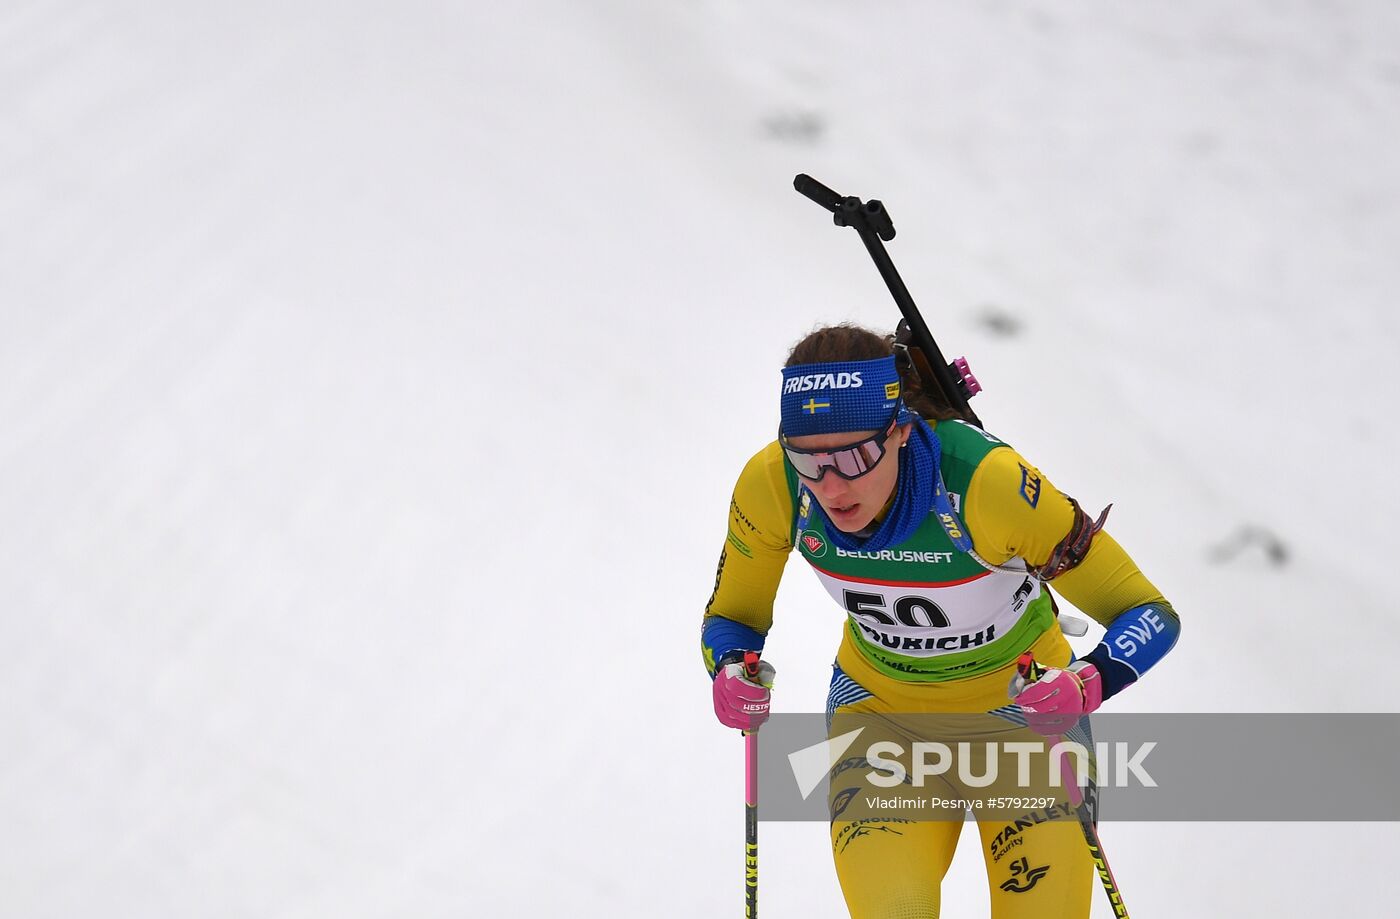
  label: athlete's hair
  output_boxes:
[785,323,961,421]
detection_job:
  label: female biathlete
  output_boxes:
[702,324,1180,918]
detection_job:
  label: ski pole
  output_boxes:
[1016,652,1131,918]
[792,174,983,428]
[742,651,761,919]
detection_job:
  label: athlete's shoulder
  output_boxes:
[963,439,1065,523]
[741,439,786,470]
[971,443,1044,499]
[932,418,1009,460]
[931,418,1011,495]
[730,440,796,550]
[736,440,790,496]
[962,440,1075,566]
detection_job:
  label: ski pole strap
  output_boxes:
[1032,498,1111,581]
[1016,651,1046,684]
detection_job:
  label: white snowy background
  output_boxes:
[3,1,1398,916]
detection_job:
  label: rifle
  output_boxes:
[792,174,983,428]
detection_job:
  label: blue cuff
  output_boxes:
[1082,602,1180,701]
[701,616,767,678]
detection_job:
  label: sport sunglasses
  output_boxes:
[779,408,900,482]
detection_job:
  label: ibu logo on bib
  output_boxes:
[799,530,828,559]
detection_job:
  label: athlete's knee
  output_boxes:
[832,818,961,919]
[842,889,942,919]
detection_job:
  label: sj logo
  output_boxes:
[999,856,1051,894]
[800,531,828,558]
[1000,856,1051,893]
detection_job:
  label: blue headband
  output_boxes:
[779,356,913,437]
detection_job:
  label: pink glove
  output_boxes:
[1011,661,1103,736]
[712,655,776,731]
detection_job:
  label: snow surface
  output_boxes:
[3,2,1398,916]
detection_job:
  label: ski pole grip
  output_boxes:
[793,174,844,213]
[1016,651,1046,684]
